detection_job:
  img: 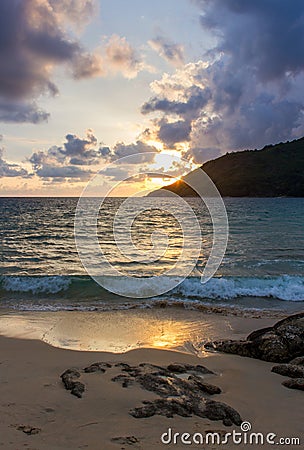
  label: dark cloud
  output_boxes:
[35,165,92,180]
[142,86,211,120]
[0,148,28,178]
[29,130,108,180]
[142,0,304,161]
[111,141,160,164]
[29,130,105,181]
[29,131,159,182]
[0,0,101,123]
[197,0,304,82]
[149,36,184,67]
[157,120,191,147]
[184,146,221,164]
[0,99,50,124]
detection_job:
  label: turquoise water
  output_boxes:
[0,197,303,311]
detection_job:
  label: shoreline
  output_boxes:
[0,330,303,449]
[0,306,286,353]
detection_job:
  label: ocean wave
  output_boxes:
[1,275,71,294]
[0,274,304,304]
[172,275,304,302]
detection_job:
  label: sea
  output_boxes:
[0,197,303,314]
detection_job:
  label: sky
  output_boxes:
[1,0,304,196]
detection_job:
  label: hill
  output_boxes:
[149,137,304,197]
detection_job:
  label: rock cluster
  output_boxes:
[112,362,242,426]
[271,357,304,391]
[205,313,304,363]
[204,313,304,392]
[60,361,242,426]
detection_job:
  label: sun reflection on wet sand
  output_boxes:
[0,308,262,355]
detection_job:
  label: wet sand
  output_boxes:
[0,309,303,449]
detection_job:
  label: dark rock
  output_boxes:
[167,363,214,375]
[289,356,304,366]
[202,399,242,426]
[111,435,139,445]
[60,368,85,398]
[115,363,131,369]
[204,313,304,363]
[60,368,81,390]
[188,375,222,395]
[71,381,85,398]
[271,364,304,379]
[282,378,304,391]
[167,364,187,373]
[111,374,134,388]
[130,397,241,425]
[17,425,41,435]
[84,362,111,373]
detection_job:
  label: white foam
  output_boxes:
[1,276,71,294]
[174,275,304,301]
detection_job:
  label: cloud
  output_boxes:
[157,119,192,147]
[0,148,28,178]
[35,164,92,180]
[149,36,184,67]
[103,35,148,79]
[29,131,160,182]
[142,84,211,120]
[111,140,160,163]
[0,99,50,124]
[0,0,102,123]
[29,130,106,180]
[196,0,304,82]
[141,0,304,163]
[183,146,221,164]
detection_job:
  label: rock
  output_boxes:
[289,356,304,366]
[188,375,222,395]
[282,378,304,391]
[271,364,304,378]
[71,381,85,398]
[84,362,111,373]
[60,368,85,398]
[167,363,214,375]
[111,435,139,445]
[202,399,242,426]
[111,374,134,388]
[167,363,187,373]
[130,397,242,426]
[17,425,41,435]
[205,313,304,363]
[60,368,81,390]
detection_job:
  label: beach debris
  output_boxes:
[282,378,304,391]
[60,368,85,398]
[17,425,41,435]
[84,362,111,373]
[204,312,304,363]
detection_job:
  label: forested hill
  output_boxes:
[150,137,304,197]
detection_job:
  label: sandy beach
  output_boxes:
[0,310,303,450]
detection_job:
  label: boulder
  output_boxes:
[204,313,304,363]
